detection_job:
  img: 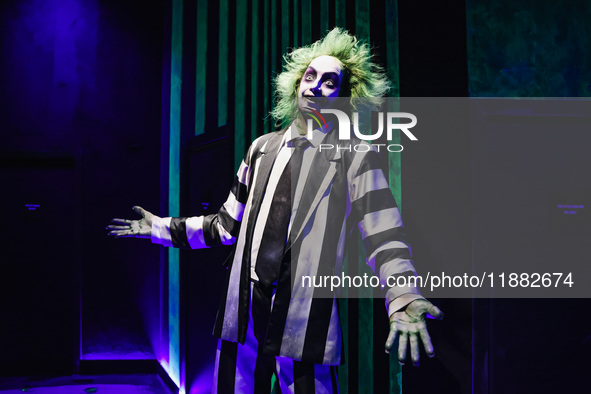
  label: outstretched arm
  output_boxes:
[350,147,443,366]
[106,136,262,248]
[107,206,158,238]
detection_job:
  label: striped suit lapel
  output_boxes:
[243,131,285,252]
[236,131,285,343]
[289,146,340,247]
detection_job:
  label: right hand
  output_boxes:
[106,206,158,239]
[385,299,443,366]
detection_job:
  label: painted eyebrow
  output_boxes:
[305,66,340,80]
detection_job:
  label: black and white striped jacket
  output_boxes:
[151,126,422,365]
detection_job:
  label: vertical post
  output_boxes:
[234,0,247,170]
[354,2,373,392]
[320,0,329,34]
[293,0,300,47]
[195,0,208,135]
[251,0,260,141]
[301,0,311,44]
[335,0,346,28]
[168,0,183,389]
[282,0,290,53]
[334,2,349,392]
[218,0,228,127]
[263,0,271,134]
[385,1,402,391]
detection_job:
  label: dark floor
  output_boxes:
[0,374,172,394]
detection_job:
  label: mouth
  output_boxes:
[303,91,321,98]
[299,97,319,110]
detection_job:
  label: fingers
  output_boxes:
[106,225,129,230]
[107,208,153,239]
[387,302,440,366]
[426,304,444,320]
[408,300,444,320]
[418,325,435,358]
[398,331,408,365]
[387,319,435,366]
[107,220,133,237]
[107,230,134,237]
[111,218,133,225]
[385,325,399,354]
[395,327,435,366]
[133,206,154,220]
[409,333,420,366]
[132,206,146,217]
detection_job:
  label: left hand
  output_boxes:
[106,206,156,239]
[385,299,443,366]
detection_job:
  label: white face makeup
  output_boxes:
[297,56,344,119]
[298,55,344,99]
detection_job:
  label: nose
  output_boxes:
[310,83,322,96]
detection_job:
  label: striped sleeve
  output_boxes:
[151,140,256,249]
[349,148,423,314]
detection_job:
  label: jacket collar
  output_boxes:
[283,120,335,148]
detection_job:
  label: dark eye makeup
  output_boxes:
[302,67,340,89]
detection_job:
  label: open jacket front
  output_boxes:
[151,126,422,365]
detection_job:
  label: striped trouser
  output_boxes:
[212,281,339,393]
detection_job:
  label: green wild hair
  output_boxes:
[271,27,391,127]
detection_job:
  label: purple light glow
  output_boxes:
[81,352,154,361]
[189,366,215,394]
[159,358,180,390]
[0,384,166,393]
